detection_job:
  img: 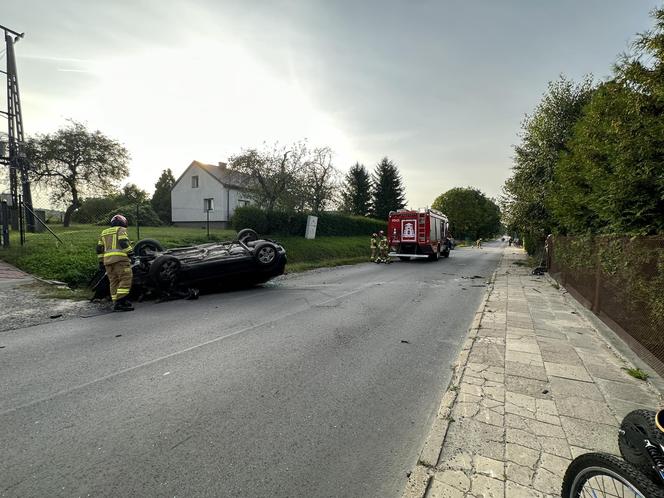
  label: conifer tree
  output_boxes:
[151,168,176,223]
[340,162,372,216]
[371,157,406,219]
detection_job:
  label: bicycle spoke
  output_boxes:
[581,474,646,498]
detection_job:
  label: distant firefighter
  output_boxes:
[370,232,378,262]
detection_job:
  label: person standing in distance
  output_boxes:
[96,214,134,311]
[370,232,378,262]
[379,230,391,264]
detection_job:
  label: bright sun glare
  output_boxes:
[30,39,356,194]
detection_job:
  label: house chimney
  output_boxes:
[218,162,227,170]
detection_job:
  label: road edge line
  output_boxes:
[401,258,501,498]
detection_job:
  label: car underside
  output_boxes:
[92,229,287,301]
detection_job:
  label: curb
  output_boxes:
[401,263,501,498]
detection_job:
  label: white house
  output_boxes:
[171,160,252,228]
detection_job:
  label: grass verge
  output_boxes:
[0,225,371,288]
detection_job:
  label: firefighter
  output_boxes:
[370,232,378,262]
[96,214,134,311]
[379,230,391,264]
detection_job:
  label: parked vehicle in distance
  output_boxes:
[92,229,286,300]
[387,208,452,261]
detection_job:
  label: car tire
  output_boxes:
[253,241,278,266]
[398,256,410,261]
[148,255,181,287]
[134,239,164,257]
[237,228,259,244]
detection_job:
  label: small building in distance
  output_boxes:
[171,160,251,228]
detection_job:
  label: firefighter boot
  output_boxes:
[114,297,134,312]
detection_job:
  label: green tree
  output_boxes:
[371,157,406,219]
[432,187,501,240]
[118,183,149,204]
[151,168,175,223]
[229,142,308,216]
[501,76,594,247]
[299,146,340,214]
[72,196,120,224]
[26,120,130,226]
[340,163,372,216]
[551,8,664,235]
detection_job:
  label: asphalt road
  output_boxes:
[1,242,504,498]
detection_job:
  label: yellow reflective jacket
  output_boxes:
[96,226,133,265]
[379,236,388,249]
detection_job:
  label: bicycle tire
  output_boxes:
[561,452,664,498]
[620,409,663,482]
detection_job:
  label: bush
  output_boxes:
[231,206,268,233]
[72,197,120,224]
[99,203,163,227]
[231,207,386,236]
[523,233,545,256]
[315,212,386,236]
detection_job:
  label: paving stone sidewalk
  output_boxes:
[0,260,104,331]
[0,260,30,281]
[404,246,663,498]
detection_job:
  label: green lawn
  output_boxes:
[0,224,370,288]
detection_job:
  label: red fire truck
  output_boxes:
[387,208,452,261]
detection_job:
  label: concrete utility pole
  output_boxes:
[0,24,34,232]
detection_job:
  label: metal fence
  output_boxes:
[547,235,664,376]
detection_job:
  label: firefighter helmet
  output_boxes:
[372,233,377,237]
[110,214,128,227]
[379,230,384,235]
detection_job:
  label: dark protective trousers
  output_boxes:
[105,260,132,302]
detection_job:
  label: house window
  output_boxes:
[191,175,199,188]
[204,198,214,211]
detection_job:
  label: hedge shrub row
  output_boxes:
[98,203,163,227]
[73,198,163,226]
[231,206,386,236]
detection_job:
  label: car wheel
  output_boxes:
[134,239,164,257]
[237,228,259,244]
[148,255,181,287]
[253,242,278,266]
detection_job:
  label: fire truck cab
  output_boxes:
[387,208,451,261]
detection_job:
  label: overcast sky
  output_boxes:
[1,0,657,208]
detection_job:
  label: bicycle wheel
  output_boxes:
[561,453,664,498]
[620,409,663,482]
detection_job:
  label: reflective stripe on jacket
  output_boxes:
[97,226,133,265]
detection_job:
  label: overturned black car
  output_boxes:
[92,229,286,301]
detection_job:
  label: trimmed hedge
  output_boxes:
[231,206,386,236]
